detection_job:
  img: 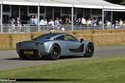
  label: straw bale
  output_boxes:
[0,34,11,49]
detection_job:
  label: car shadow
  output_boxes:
[59,56,83,59]
[5,58,25,60]
[4,56,83,61]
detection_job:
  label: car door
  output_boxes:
[63,34,83,55]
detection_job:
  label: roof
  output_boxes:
[54,0,125,10]
[0,0,72,7]
[1,0,125,10]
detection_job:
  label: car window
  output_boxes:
[56,36,64,40]
[64,35,77,41]
[32,33,58,40]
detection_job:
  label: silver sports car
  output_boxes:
[16,33,94,60]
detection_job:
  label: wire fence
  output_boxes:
[1,24,125,33]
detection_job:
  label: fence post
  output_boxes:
[71,5,74,30]
[0,0,3,33]
[38,3,40,32]
[102,8,105,30]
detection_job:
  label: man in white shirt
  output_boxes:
[34,16,39,26]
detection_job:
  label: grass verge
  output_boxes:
[0,56,125,83]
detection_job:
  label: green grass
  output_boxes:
[0,56,125,83]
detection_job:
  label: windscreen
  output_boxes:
[32,33,59,41]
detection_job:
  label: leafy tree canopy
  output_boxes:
[105,0,125,5]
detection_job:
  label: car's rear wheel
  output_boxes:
[49,45,61,60]
[84,43,94,57]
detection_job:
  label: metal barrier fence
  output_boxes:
[1,24,125,33]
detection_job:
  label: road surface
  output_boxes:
[0,46,125,71]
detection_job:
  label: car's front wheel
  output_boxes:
[84,43,94,57]
[49,45,61,60]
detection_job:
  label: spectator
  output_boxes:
[44,19,48,26]
[106,20,111,29]
[73,18,77,25]
[123,21,125,27]
[55,18,60,30]
[65,18,71,25]
[55,18,60,26]
[115,21,119,28]
[59,18,63,25]
[60,25,65,31]
[86,18,92,27]
[48,19,55,29]
[30,15,35,25]
[93,18,98,27]
[11,18,16,32]
[119,19,123,28]
[39,19,45,26]
[99,19,103,27]
[76,18,81,25]
[34,16,39,25]
[11,18,15,25]
[81,18,86,26]
[39,19,45,31]
[16,17,21,31]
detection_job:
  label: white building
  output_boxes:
[1,0,125,32]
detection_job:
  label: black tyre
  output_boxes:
[49,45,61,60]
[84,43,94,57]
[19,54,28,60]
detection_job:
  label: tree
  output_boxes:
[121,0,125,5]
[105,0,124,4]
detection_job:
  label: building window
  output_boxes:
[46,7,53,19]
[11,5,19,17]
[40,6,44,13]
[62,7,71,14]
[74,8,76,15]
[76,8,83,18]
[54,7,61,19]
[85,9,91,18]
[92,9,101,15]
[29,6,37,13]
[3,5,10,12]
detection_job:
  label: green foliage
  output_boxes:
[121,0,125,5]
[105,0,124,4]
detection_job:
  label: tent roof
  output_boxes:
[1,0,125,10]
[54,0,125,9]
[81,0,125,10]
[0,0,72,7]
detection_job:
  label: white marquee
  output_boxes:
[0,0,125,10]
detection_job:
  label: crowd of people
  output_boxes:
[10,17,21,32]
[10,15,125,32]
[29,16,65,31]
[30,16,125,29]
[105,19,125,29]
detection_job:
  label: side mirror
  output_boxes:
[80,38,84,43]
